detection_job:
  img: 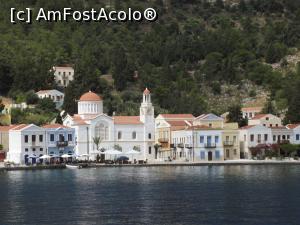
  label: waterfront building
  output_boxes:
[52,64,74,87]
[193,113,224,128]
[270,126,292,144]
[42,124,76,156]
[63,89,155,161]
[286,124,300,144]
[241,106,263,119]
[248,114,282,127]
[239,125,272,159]
[222,123,240,160]
[155,114,194,160]
[7,124,47,164]
[0,125,18,161]
[36,89,64,109]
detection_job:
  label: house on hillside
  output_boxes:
[36,89,64,109]
[52,64,74,87]
[248,114,282,128]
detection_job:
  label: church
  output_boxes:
[63,88,156,161]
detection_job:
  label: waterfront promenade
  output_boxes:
[1,159,300,171]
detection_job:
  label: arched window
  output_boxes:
[95,122,108,140]
[132,131,137,139]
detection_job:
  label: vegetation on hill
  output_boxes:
[1,0,300,124]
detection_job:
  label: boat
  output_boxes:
[66,164,82,169]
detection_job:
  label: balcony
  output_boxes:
[177,143,184,148]
[158,138,169,143]
[205,143,216,148]
[185,144,192,149]
[223,141,234,146]
[57,141,68,147]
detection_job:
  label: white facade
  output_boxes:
[241,107,263,119]
[7,124,47,164]
[248,114,282,127]
[239,125,272,159]
[287,124,300,144]
[36,89,64,109]
[63,89,156,161]
[53,65,74,87]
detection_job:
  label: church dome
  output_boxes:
[79,91,102,101]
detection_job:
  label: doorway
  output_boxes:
[208,151,213,161]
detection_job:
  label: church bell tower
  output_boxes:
[140,88,154,123]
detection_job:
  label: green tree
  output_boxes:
[227,104,247,127]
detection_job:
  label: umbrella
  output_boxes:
[50,154,60,158]
[104,149,122,155]
[124,149,140,162]
[61,154,72,158]
[39,155,51,159]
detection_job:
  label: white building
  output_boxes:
[172,126,224,162]
[248,114,282,127]
[286,124,300,144]
[52,64,74,87]
[36,89,64,109]
[63,89,156,161]
[241,106,263,119]
[239,125,272,159]
[7,124,47,164]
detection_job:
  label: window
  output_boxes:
[215,151,220,160]
[148,133,152,139]
[266,117,269,121]
[234,149,237,155]
[233,136,237,143]
[250,134,254,142]
[32,148,36,152]
[50,134,55,142]
[118,131,122,140]
[132,131,137,139]
[95,123,108,140]
[270,124,273,127]
[39,135,43,142]
[200,136,204,143]
[296,134,300,141]
[264,134,268,141]
[25,135,28,143]
[32,135,36,142]
[59,134,64,141]
[282,135,286,140]
[276,124,278,127]
[273,135,276,141]
[226,149,230,158]
[287,135,290,140]
[148,146,152,154]
[40,148,43,152]
[68,134,73,141]
[258,134,261,143]
[209,123,212,127]
[200,151,205,160]
[25,148,28,152]
[263,124,266,127]
[226,136,229,141]
[215,136,219,143]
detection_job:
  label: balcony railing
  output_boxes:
[205,143,216,148]
[177,143,184,148]
[57,141,68,147]
[158,138,169,143]
[223,141,234,146]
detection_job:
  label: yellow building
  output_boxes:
[222,123,240,160]
[155,114,194,159]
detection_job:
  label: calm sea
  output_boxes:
[0,165,300,225]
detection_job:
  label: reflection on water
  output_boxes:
[0,165,300,225]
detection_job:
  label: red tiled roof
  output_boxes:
[270,126,287,130]
[42,124,70,129]
[143,88,150,95]
[240,125,256,130]
[79,91,102,101]
[160,114,194,119]
[0,125,19,132]
[167,120,190,126]
[10,124,30,131]
[72,115,88,125]
[251,114,268,120]
[113,116,143,125]
[287,124,300,129]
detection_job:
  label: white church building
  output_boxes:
[63,88,156,161]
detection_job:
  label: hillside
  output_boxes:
[1,0,300,124]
